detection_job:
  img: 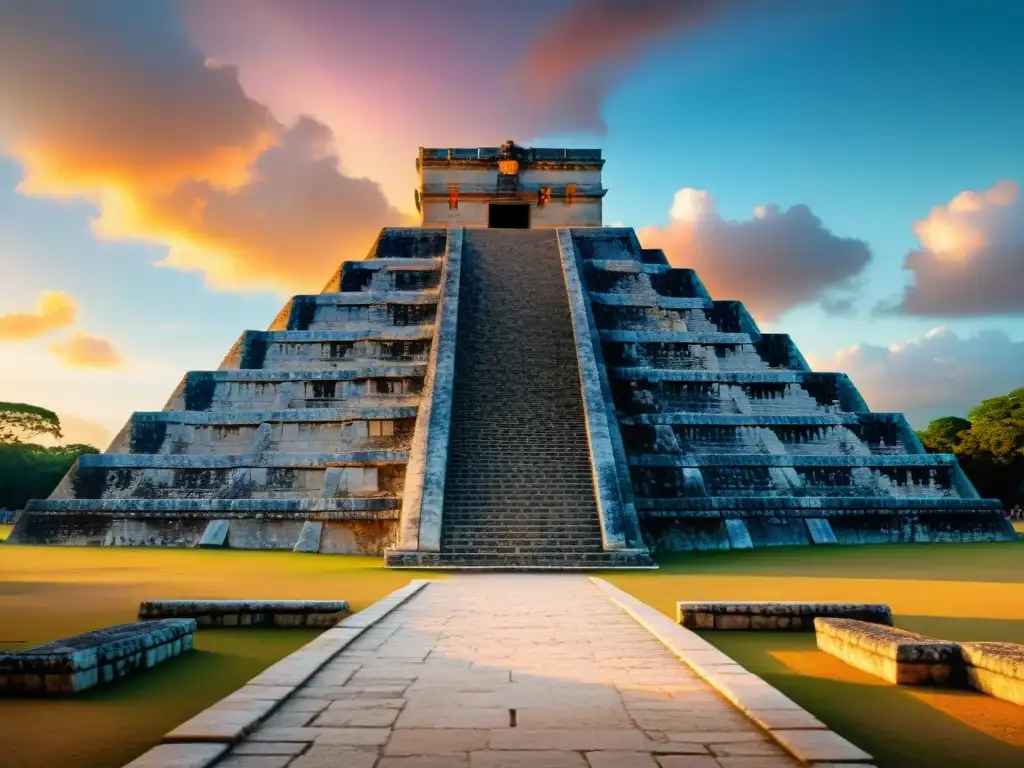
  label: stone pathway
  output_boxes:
[220,575,799,767]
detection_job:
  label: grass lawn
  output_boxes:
[0,543,428,768]
[606,540,1024,768]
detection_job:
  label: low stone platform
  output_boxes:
[815,618,963,685]
[961,642,1024,706]
[138,600,350,627]
[679,601,893,630]
[0,619,195,695]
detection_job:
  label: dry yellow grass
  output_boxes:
[606,540,1024,768]
[0,544,428,768]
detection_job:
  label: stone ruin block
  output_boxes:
[138,599,349,628]
[815,618,963,685]
[678,602,893,631]
[0,619,195,695]
[961,642,1024,706]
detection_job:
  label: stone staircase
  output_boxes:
[428,230,650,568]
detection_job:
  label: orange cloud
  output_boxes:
[0,290,77,340]
[879,180,1024,316]
[0,3,409,296]
[48,332,124,370]
[638,188,871,323]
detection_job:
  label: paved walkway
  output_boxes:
[222,575,798,768]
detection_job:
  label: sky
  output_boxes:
[0,0,1022,447]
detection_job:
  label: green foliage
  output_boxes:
[960,387,1024,464]
[0,442,98,510]
[917,416,971,454]
[0,401,63,443]
[918,387,1024,510]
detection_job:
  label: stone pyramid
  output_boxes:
[11,226,1013,566]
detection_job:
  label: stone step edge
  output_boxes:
[383,550,658,571]
[385,564,661,571]
[589,577,876,767]
[123,579,432,768]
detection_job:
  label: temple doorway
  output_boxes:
[488,202,530,229]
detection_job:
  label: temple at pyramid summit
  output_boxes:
[10,140,1014,566]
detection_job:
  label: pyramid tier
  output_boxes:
[269,292,438,332]
[592,301,758,334]
[112,408,417,456]
[620,413,920,457]
[611,373,867,417]
[169,367,424,411]
[219,328,433,371]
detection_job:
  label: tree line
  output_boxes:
[916,387,1023,514]
[0,402,98,511]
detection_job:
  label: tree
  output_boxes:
[0,403,99,509]
[915,389,1024,510]
[0,401,62,444]
[0,442,98,510]
[957,387,1024,464]
[917,416,971,454]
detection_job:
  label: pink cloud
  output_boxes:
[638,187,871,322]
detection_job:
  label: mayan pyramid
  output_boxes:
[11,143,1013,566]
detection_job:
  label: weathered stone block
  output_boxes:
[292,520,324,553]
[199,518,229,548]
[815,618,963,685]
[678,602,892,631]
[138,600,349,628]
[0,619,195,696]
[961,642,1024,706]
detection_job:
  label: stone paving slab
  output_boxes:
[592,578,874,766]
[132,575,875,767]
[127,581,428,765]
[216,575,816,767]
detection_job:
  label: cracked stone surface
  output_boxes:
[227,575,798,767]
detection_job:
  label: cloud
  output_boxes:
[808,327,1024,428]
[48,332,124,369]
[99,116,415,293]
[183,0,832,210]
[0,290,76,340]
[0,0,410,295]
[880,180,1024,316]
[638,188,872,322]
[515,0,728,131]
